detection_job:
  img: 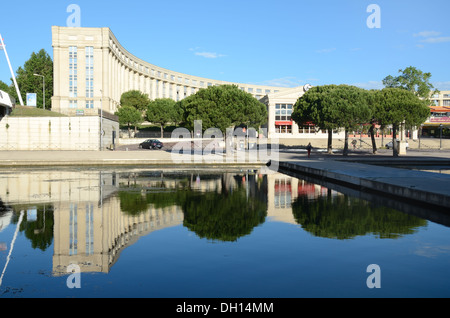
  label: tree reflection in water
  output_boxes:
[10,205,55,251]
[118,172,268,242]
[291,194,427,240]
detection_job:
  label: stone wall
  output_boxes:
[0,116,119,150]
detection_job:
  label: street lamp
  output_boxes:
[33,73,45,110]
[439,124,443,150]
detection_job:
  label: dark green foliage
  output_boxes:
[372,88,430,129]
[292,195,427,240]
[8,49,53,108]
[180,84,267,132]
[117,173,268,242]
[382,66,438,100]
[0,80,11,94]
[115,105,143,135]
[120,90,151,112]
[181,188,267,242]
[292,85,372,155]
[146,98,179,138]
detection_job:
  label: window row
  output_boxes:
[69,100,95,109]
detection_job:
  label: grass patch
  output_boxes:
[10,105,67,117]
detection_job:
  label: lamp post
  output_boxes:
[419,125,423,149]
[33,74,45,110]
[440,124,443,150]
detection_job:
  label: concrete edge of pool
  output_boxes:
[273,159,450,210]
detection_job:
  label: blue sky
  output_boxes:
[1,0,450,90]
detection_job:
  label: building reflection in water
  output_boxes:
[0,167,430,278]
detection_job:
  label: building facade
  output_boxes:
[52,26,320,139]
[431,90,450,107]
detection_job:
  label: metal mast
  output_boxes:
[0,34,24,106]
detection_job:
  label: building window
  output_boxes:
[69,100,78,109]
[69,203,78,256]
[274,179,292,208]
[443,100,450,106]
[86,204,94,256]
[275,104,293,121]
[69,46,78,98]
[85,46,94,99]
[275,125,292,134]
[85,100,94,109]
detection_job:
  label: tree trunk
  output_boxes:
[343,129,349,156]
[392,124,398,157]
[327,130,333,154]
[160,124,164,139]
[369,124,377,154]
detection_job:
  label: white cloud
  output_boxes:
[251,77,314,88]
[413,31,441,38]
[413,30,450,45]
[433,81,450,91]
[194,52,226,59]
[420,37,450,44]
[316,48,336,54]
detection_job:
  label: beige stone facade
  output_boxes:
[51,26,313,139]
[0,115,118,150]
[431,90,450,107]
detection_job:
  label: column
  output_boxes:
[157,80,163,99]
[151,78,156,100]
[101,47,110,112]
[268,102,276,138]
[164,81,170,98]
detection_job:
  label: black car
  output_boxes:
[139,139,163,150]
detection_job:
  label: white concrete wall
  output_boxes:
[0,116,119,150]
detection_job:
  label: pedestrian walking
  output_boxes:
[306,142,312,158]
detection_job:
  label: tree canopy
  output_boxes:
[382,66,438,100]
[120,90,151,113]
[0,80,11,94]
[115,105,143,136]
[146,98,180,138]
[180,84,267,132]
[292,85,371,155]
[7,49,53,108]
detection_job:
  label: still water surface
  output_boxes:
[0,167,449,298]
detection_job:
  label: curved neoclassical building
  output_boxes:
[51,26,314,138]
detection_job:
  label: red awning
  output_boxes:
[275,121,293,126]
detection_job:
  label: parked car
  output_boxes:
[385,141,409,149]
[139,139,163,150]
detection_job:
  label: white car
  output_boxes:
[385,141,409,149]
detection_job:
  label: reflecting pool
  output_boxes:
[0,166,449,298]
